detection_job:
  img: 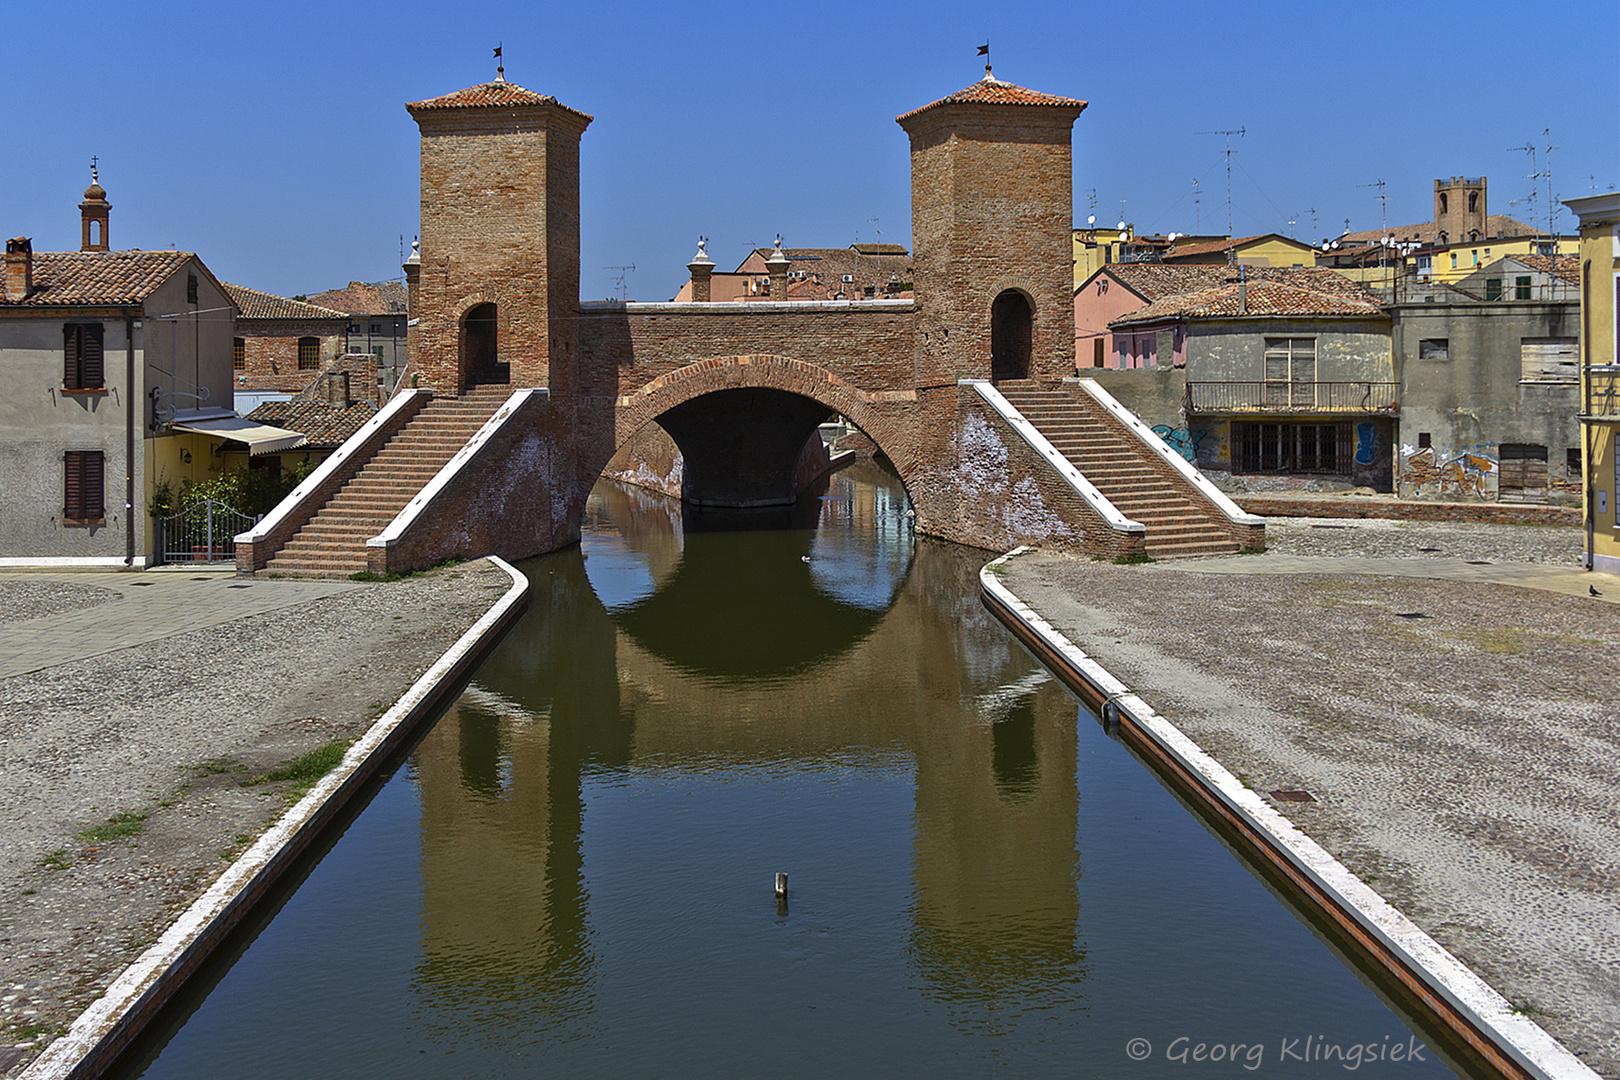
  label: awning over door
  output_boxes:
[170,416,305,455]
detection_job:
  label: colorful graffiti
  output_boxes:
[1152,425,1208,463]
[1354,423,1377,466]
[1401,445,1496,497]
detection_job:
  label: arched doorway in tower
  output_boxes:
[459,303,504,387]
[990,290,1032,381]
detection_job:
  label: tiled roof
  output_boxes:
[1163,233,1312,261]
[1100,264,1373,304]
[1336,214,1540,248]
[0,250,192,307]
[223,283,348,321]
[305,280,408,316]
[1110,271,1383,326]
[244,399,377,449]
[732,246,913,299]
[897,75,1086,122]
[1509,254,1580,283]
[407,80,593,123]
[851,243,908,255]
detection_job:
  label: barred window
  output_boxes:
[233,337,245,370]
[297,337,319,371]
[1233,422,1350,475]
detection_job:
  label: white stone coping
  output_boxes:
[235,388,429,545]
[577,298,913,314]
[1068,377,1265,527]
[20,556,530,1080]
[979,548,1600,1080]
[0,557,150,570]
[369,389,542,550]
[962,380,1144,534]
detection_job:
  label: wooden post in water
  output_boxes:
[775,873,788,898]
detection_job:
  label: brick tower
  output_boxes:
[406,76,592,396]
[897,71,1085,385]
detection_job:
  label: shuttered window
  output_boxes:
[1519,338,1577,383]
[64,450,105,521]
[63,323,105,389]
[1263,337,1316,406]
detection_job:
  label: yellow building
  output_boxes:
[1419,234,1573,284]
[1161,232,1317,268]
[1072,225,1135,288]
[1564,192,1620,575]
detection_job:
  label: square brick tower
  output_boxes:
[898,73,1085,386]
[407,78,592,396]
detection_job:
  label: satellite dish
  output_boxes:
[1117,220,1126,230]
[1087,214,1096,226]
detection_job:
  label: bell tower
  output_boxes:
[898,70,1085,385]
[79,161,111,252]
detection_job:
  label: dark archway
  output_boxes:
[991,290,1032,381]
[654,387,832,508]
[459,302,502,387]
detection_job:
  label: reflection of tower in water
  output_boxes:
[908,680,1085,1031]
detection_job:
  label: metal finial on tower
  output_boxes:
[90,156,99,185]
[494,43,504,82]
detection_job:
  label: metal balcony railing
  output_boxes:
[1186,381,1399,414]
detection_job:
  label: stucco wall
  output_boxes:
[1392,302,1580,499]
[1185,318,1392,382]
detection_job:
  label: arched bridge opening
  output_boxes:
[604,354,915,517]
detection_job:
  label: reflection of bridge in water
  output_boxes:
[412,466,1082,1029]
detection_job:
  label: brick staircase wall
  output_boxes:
[995,380,1263,557]
[252,385,515,577]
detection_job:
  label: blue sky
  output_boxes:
[4,0,1615,303]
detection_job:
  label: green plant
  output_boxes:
[146,474,178,518]
[77,811,147,843]
[38,849,70,871]
[249,740,352,800]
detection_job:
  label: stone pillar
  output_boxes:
[686,237,714,302]
[766,237,789,301]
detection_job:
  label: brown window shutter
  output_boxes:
[84,450,105,518]
[82,325,104,388]
[63,325,81,389]
[64,451,84,517]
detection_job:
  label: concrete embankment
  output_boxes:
[0,559,526,1079]
[985,532,1617,1079]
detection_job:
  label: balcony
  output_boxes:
[1186,381,1399,415]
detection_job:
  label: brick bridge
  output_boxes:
[238,71,1263,577]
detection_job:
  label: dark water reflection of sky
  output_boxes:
[123,462,1460,1079]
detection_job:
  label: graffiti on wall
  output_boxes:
[1354,423,1377,466]
[1151,425,1209,463]
[1401,445,1496,497]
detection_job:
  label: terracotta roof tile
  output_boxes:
[304,280,408,316]
[223,283,347,321]
[897,76,1086,122]
[1110,270,1383,326]
[1101,264,1372,304]
[0,250,192,307]
[1336,214,1540,248]
[407,80,592,123]
[244,399,377,449]
[1509,254,1580,283]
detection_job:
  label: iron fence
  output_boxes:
[1186,381,1398,414]
[156,499,259,565]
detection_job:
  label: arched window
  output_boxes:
[990,290,1032,381]
[297,337,319,370]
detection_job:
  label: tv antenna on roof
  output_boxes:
[1194,126,1244,256]
[605,264,635,301]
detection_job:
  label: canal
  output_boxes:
[119,461,1460,1078]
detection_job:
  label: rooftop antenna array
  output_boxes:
[1509,130,1560,246]
[1194,126,1244,259]
[1192,178,1201,233]
[1358,178,1389,285]
[605,264,636,302]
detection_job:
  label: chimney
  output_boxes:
[686,236,714,302]
[327,370,351,409]
[4,237,33,301]
[766,235,789,301]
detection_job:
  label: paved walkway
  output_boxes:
[1170,551,1619,602]
[0,571,365,679]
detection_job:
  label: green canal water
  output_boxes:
[121,461,1460,1078]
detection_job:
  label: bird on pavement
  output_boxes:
[1591,585,1603,597]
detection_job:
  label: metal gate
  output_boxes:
[156,500,258,565]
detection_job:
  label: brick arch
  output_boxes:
[611,354,913,494]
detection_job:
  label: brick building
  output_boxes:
[305,279,409,393]
[223,282,349,405]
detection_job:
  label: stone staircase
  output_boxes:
[994,381,1240,558]
[262,384,512,577]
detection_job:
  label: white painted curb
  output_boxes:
[21,557,530,1080]
[980,547,1599,1080]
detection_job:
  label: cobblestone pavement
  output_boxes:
[997,520,1620,1077]
[0,561,512,1077]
